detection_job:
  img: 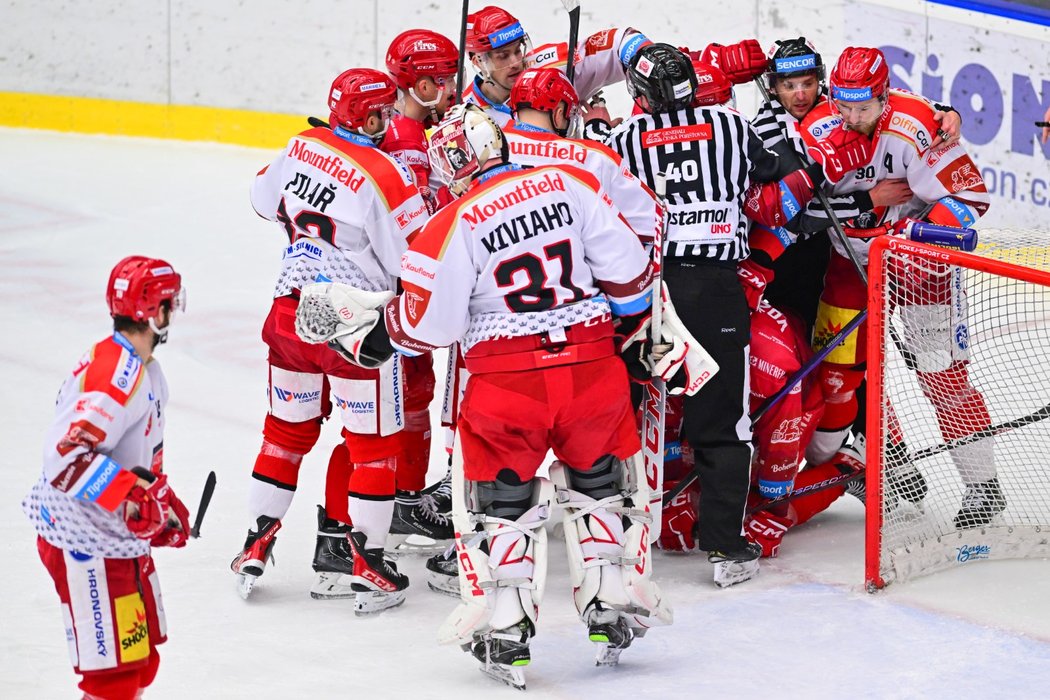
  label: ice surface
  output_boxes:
[2,129,1049,699]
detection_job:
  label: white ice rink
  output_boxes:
[3,129,1050,699]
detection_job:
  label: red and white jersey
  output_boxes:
[528,27,651,101]
[251,126,430,296]
[23,333,168,558]
[503,122,663,242]
[381,113,447,212]
[463,77,514,128]
[386,164,654,356]
[801,90,991,264]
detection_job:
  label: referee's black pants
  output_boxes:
[663,260,753,553]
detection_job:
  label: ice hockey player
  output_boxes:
[461,6,531,126]
[293,104,715,688]
[231,67,430,610]
[381,29,459,553]
[23,256,191,700]
[799,47,1000,528]
[606,45,876,584]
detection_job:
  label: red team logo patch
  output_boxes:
[641,124,713,148]
[403,282,431,328]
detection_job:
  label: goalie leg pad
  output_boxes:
[438,474,553,647]
[552,455,671,632]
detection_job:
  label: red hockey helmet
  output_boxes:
[465,6,529,54]
[328,68,397,136]
[106,256,184,322]
[690,60,733,107]
[828,47,889,102]
[511,68,580,115]
[385,29,459,90]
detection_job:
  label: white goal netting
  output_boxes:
[868,229,1050,589]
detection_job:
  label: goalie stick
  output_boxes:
[562,1,581,82]
[190,471,217,539]
[641,171,669,542]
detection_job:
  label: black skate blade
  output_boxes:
[479,662,526,691]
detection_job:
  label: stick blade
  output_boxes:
[190,470,217,539]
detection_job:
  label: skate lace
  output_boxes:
[432,473,453,500]
[420,494,451,526]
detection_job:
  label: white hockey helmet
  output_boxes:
[427,103,508,195]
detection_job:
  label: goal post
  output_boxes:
[865,231,1050,591]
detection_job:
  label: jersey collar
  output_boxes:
[333,126,378,148]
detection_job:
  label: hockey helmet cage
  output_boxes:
[690,60,733,108]
[765,37,825,89]
[328,68,397,140]
[385,29,459,90]
[107,256,185,324]
[828,47,889,103]
[626,43,698,114]
[510,67,581,136]
[427,104,508,193]
[465,6,530,54]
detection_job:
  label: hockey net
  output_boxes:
[866,230,1050,590]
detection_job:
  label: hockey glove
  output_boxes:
[806,126,873,184]
[295,282,395,368]
[658,478,699,551]
[737,258,773,313]
[700,39,765,85]
[151,482,191,549]
[744,510,793,558]
[123,467,169,541]
[650,282,720,396]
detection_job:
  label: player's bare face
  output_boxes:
[774,75,820,120]
[834,97,884,135]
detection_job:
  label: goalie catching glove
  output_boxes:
[294,282,395,368]
[621,282,719,396]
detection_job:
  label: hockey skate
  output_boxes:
[425,542,460,597]
[230,515,281,600]
[838,435,867,503]
[422,469,453,516]
[387,490,454,555]
[469,620,533,691]
[310,505,356,600]
[586,604,635,667]
[708,541,762,588]
[885,442,928,509]
[347,530,409,615]
[954,477,1007,529]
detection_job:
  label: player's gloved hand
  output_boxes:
[700,39,765,84]
[150,482,191,549]
[295,282,395,368]
[745,510,793,558]
[737,257,772,313]
[123,467,169,541]
[806,125,873,184]
[658,479,699,551]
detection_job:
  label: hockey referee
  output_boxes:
[607,44,782,585]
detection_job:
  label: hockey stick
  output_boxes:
[1035,121,1050,128]
[190,471,217,539]
[908,400,1050,463]
[455,0,470,102]
[745,468,863,516]
[562,1,581,82]
[642,171,669,542]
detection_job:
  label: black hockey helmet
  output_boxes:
[626,43,698,114]
[765,37,825,89]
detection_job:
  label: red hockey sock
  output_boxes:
[395,428,430,492]
[324,440,354,524]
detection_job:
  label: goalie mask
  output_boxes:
[427,104,509,195]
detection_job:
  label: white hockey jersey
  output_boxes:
[503,121,663,242]
[463,27,651,126]
[386,164,654,357]
[800,90,991,264]
[251,126,430,296]
[23,333,168,558]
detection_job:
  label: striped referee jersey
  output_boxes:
[607,105,780,262]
